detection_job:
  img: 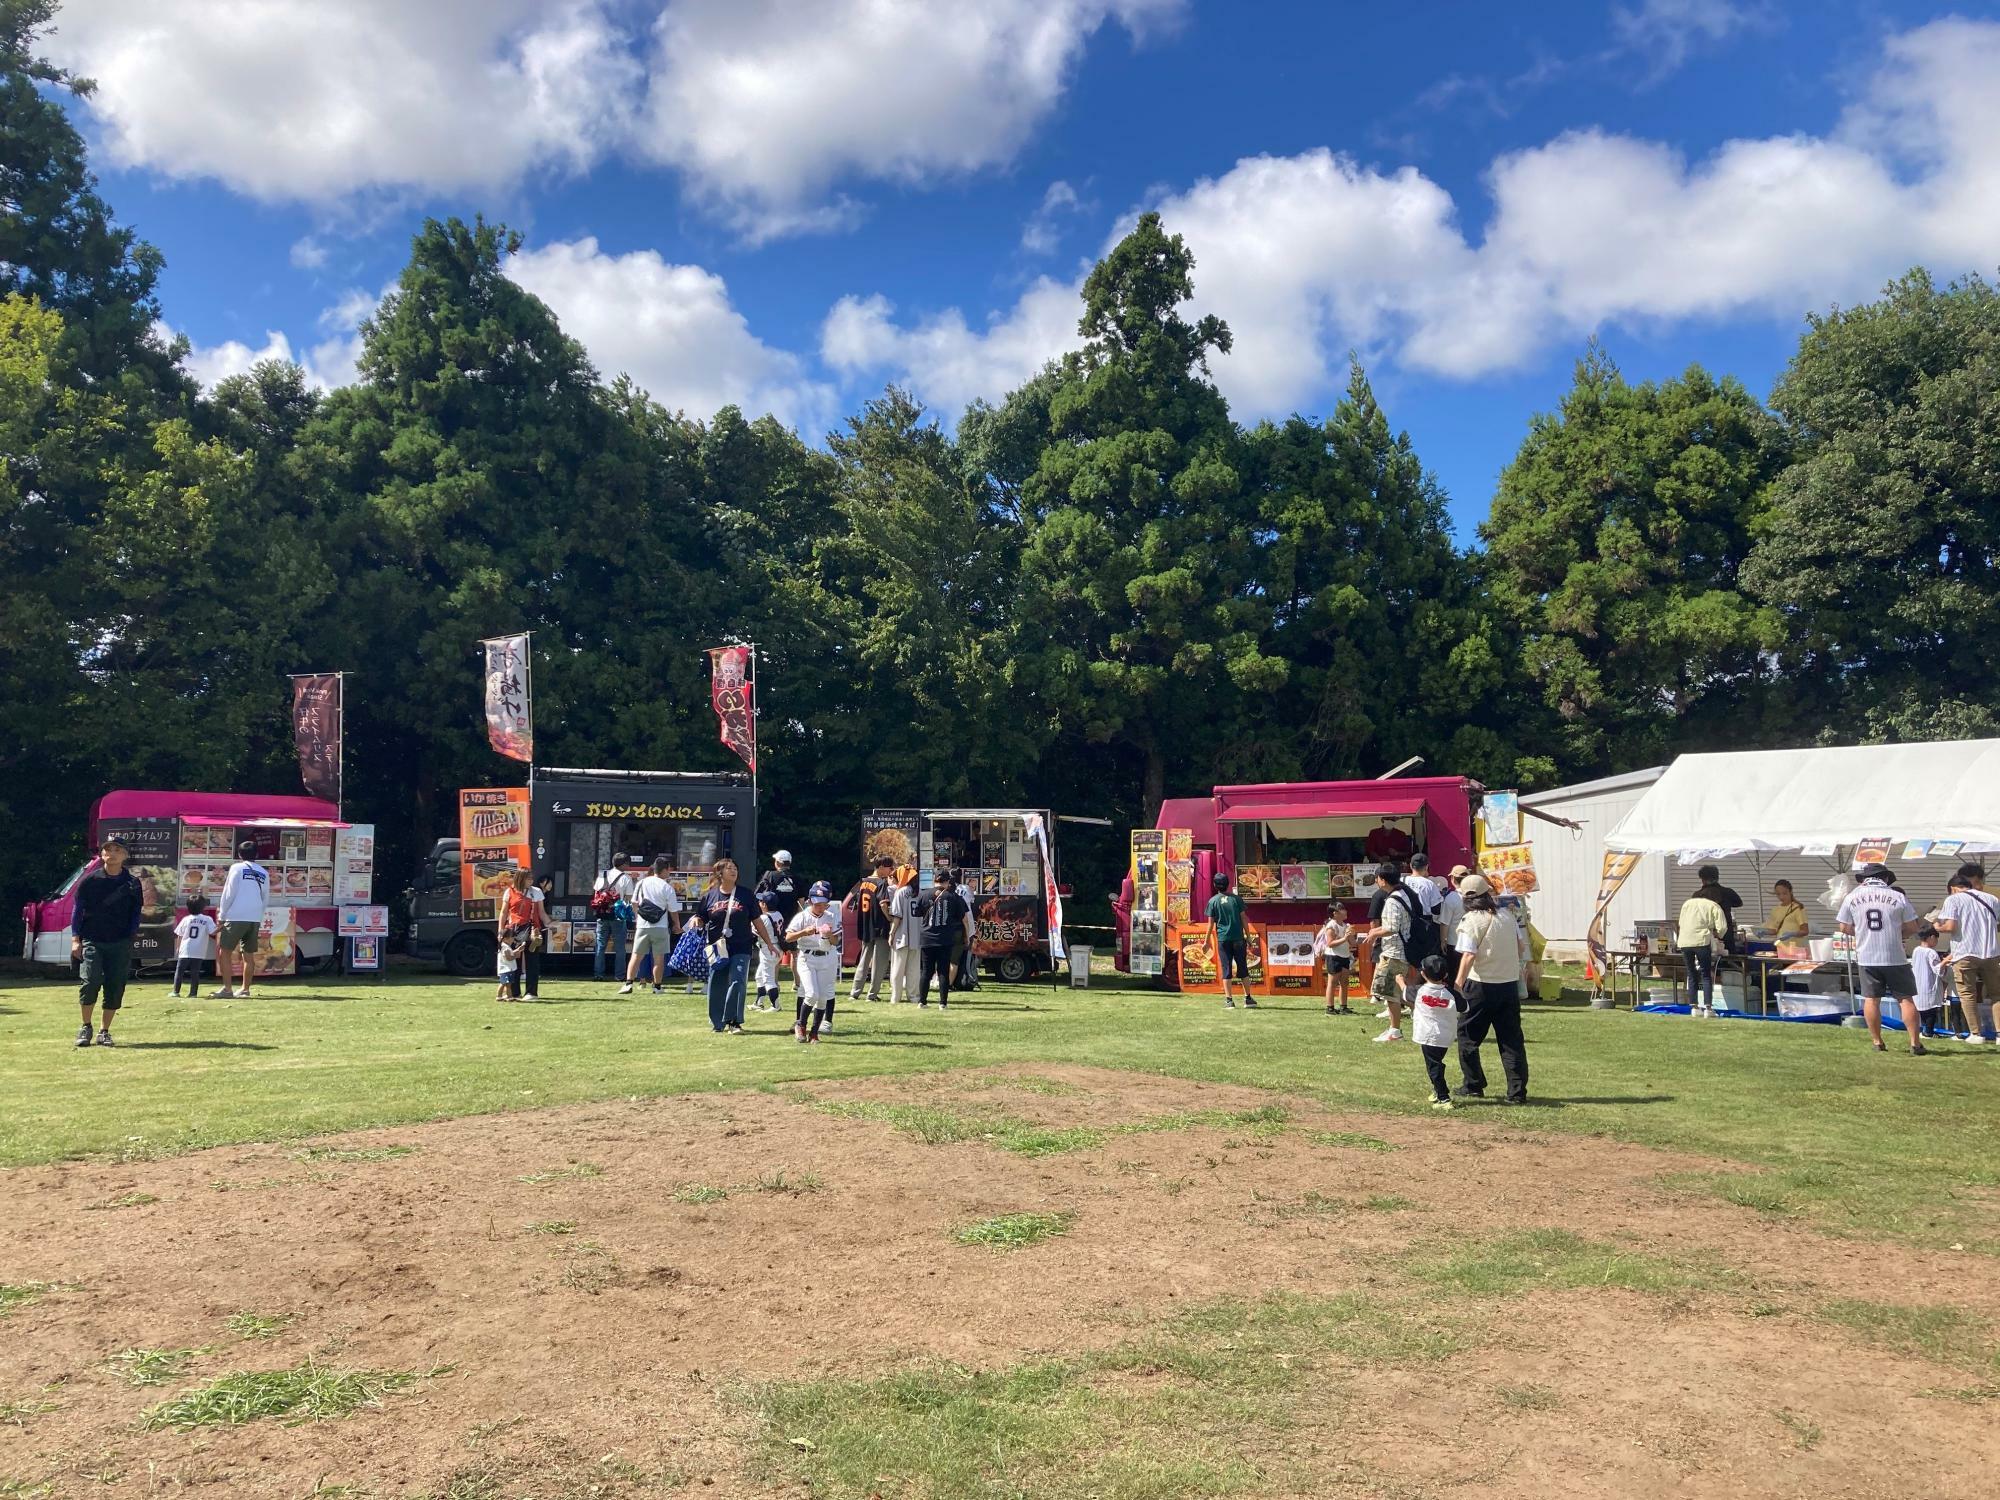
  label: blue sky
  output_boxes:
[48,0,2000,538]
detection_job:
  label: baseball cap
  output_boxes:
[1458,873,1494,897]
[809,880,832,899]
[774,850,792,865]
[1448,864,1471,880]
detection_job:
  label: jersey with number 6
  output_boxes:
[1836,884,1917,965]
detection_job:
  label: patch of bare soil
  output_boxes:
[1,1065,1994,1499]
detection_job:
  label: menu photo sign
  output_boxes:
[460,788,530,922]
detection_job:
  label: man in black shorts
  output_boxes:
[1206,873,1256,1010]
[1836,866,1924,1055]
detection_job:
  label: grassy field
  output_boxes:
[3,964,1998,1253]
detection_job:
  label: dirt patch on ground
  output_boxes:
[2,1065,1995,1498]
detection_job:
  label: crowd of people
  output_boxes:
[1205,854,1535,1108]
[1675,859,2000,1054]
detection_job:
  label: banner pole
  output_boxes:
[748,641,759,810]
[336,671,346,819]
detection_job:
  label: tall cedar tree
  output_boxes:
[1002,212,1284,819]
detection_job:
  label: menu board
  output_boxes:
[1236,864,1282,901]
[102,818,181,963]
[335,824,375,904]
[178,822,354,914]
[1328,864,1357,900]
[1266,928,1318,989]
[1476,843,1540,897]
[460,788,531,922]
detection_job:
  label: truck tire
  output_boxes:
[995,953,1030,983]
[443,929,497,979]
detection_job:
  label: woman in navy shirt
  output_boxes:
[697,858,776,1034]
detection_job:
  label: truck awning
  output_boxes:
[181,816,351,829]
[1216,792,1429,839]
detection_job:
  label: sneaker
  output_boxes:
[75,1024,93,1048]
[807,1034,821,1043]
[95,1030,114,1046]
[1337,1005,1354,1015]
[1451,1086,1485,1100]
[616,983,634,994]
[524,992,538,1001]
[1325,1005,1338,1015]
[1430,1097,1454,1111]
[651,985,663,995]
[1872,1040,1887,1052]
[1243,998,1259,1009]
[820,1021,833,1034]
[1375,1008,1392,1019]
[1910,1042,1929,1056]
[725,1024,743,1034]
[210,987,237,999]
[1373,1027,1403,1043]
[1224,997,1236,1009]
[1500,1095,1528,1106]
[794,1024,806,1041]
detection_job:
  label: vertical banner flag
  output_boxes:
[1022,812,1066,963]
[708,645,756,771]
[1129,829,1166,977]
[481,634,533,763]
[290,673,342,804]
[1585,850,1642,982]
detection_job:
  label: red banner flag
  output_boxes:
[708,645,756,771]
[481,634,533,763]
[290,673,342,804]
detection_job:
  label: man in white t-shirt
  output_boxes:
[1835,866,1924,1055]
[212,841,269,999]
[593,856,637,981]
[619,856,683,995]
[1404,853,1443,917]
[1936,862,2000,1044]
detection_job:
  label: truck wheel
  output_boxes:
[443,930,497,979]
[995,954,1030,983]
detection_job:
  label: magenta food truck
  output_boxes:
[20,790,373,974]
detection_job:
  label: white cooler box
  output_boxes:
[1777,992,1852,1020]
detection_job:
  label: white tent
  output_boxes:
[1604,740,2000,854]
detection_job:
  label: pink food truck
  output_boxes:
[20,790,367,974]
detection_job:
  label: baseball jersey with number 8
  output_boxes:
[1835,883,1917,965]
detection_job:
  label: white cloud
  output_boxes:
[508,238,834,431]
[1611,0,1761,73]
[822,278,1083,416]
[1021,180,1086,255]
[46,0,641,200]
[176,328,299,390]
[48,0,1175,240]
[288,237,329,271]
[636,0,1180,240]
[827,18,2000,415]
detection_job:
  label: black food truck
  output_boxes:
[406,767,756,975]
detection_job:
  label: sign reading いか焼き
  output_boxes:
[460,789,530,922]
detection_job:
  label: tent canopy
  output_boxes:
[1603,740,2000,854]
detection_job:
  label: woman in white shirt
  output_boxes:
[1451,876,1532,1104]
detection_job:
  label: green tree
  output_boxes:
[1743,269,2000,741]
[1246,362,1547,789]
[1481,347,1789,775]
[994,212,1284,818]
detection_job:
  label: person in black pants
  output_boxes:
[72,836,144,1047]
[1450,876,1531,1103]
[913,868,972,1009]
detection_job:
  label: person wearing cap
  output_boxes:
[754,850,804,1012]
[1438,865,1471,952]
[1837,865,1926,1055]
[787,881,843,1042]
[847,855,897,1004]
[212,838,270,999]
[1452,873,1533,1102]
[592,854,638,982]
[72,836,144,1047]
[1936,862,2000,1043]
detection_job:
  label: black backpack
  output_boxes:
[1390,887,1440,966]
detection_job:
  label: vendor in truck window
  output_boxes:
[1364,818,1413,862]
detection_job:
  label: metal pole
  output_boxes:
[748,641,759,810]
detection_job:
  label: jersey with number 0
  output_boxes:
[1836,884,1917,965]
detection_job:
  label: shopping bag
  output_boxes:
[668,924,711,980]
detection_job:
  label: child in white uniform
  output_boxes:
[1912,924,1950,1039]
[171,896,217,997]
[787,883,843,1043]
[1411,954,1460,1109]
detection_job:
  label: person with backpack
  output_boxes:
[1937,862,2000,1044]
[591,855,636,981]
[1451,874,1533,1103]
[618,856,682,995]
[912,867,973,1009]
[754,850,804,1012]
[1359,862,1438,1043]
[848,855,895,1004]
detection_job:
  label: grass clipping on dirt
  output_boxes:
[144,1359,446,1429]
